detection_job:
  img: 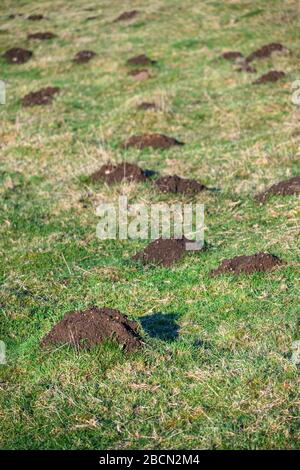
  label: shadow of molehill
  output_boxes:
[140,312,180,342]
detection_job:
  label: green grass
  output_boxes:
[0,0,299,450]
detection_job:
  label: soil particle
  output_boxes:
[41,307,143,352]
[246,43,285,62]
[27,31,56,40]
[21,87,60,106]
[114,10,139,22]
[211,253,283,276]
[137,102,157,110]
[221,51,244,61]
[3,47,33,64]
[155,175,206,194]
[122,133,184,150]
[90,162,147,184]
[127,54,157,66]
[256,176,300,203]
[73,50,97,63]
[128,69,151,81]
[27,14,45,21]
[133,238,191,267]
[253,70,285,84]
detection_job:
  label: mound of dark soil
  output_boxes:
[21,87,60,106]
[114,10,139,22]
[123,133,184,150]
[73,50,97,63]
[90,162,147,184]
[138,102,157,110]
[128,69,151,81]
[211,253,283,276]
[41,307,142,352]
[221,51,244,61]
[127,54,156,66]
[256,176,300,203]
[27,32,56,40]
[133,238,191,267]
[3,47,33,64]
[155,175,206,194]
[253,70,285,84]
[247,43,285,62]
[27,14,45,21]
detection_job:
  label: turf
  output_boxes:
[0,0,299,450]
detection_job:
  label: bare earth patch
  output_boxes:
[27,32,56,40]
[127,54,157,66]
[3,47,33,64]
[221,51,244,61]
[21,87,60,106]
[114,10,139,22]
[155,175,206,194]
[256,176,300,203]
[137,102,157,110]
[73,50,97,63]
[128,69,151,81]
[246,43,285,62]
[211,253,283,276]
[253,70,285,84]
[41,307,143,352]
[90,162,147,184]
[122,133,184,150]
[133,238,192,267]
[27,14,45,21]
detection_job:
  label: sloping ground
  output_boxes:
[0,0,299,450]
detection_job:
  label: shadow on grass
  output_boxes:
[140,312,180,341]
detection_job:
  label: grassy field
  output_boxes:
[0,0,299,450]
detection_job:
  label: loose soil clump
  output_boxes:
[90,162,147,184]
[155,175,206,194]
[133,238,191,267]
[73,50,97,63]
[27,14,45,21]
[21,87,60,106]
[137,102,157,110]
[123,133,184,150]
[253,70,285,84]
[41,307,142,352]
[127,54,156,66]
[114,10,139,22]
[246,43,285,62]
[27,32,56,40]
[221,51,244,61]
[256,176,300,203]
[211,253,283,276]
[128,69,150,81]
[3,47,33,64]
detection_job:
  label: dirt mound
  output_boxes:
[128,69,150,81]
[123,133,184,150]
[133,238,191,267]
[253,70,285,84]
[3,47,33,64]
[221,51,244,61]
[41,307,142,352]
[256,176,300,203]
[90,162,147,184]
[73,50,97,63]
[114,10,139,22]
[211,253,283,276]
[247,43,285,62]
[21,87,60,106]
[155,175,206,194]
[27,32,56,40]
[27,14,45,21]
[127,54,156,66]
[138,102,157,110]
